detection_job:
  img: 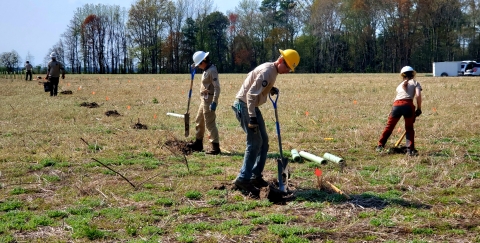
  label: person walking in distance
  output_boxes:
[45,52,65,97]
[376,66,422,156]
[232,49,300,195]
[25,61,33,81]
[186,51,221,155]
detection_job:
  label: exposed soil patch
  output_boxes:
[80,102,99,108]
[60,90,73,94]
[163,139,193,155]
[105,110,121,117]
[387,146,407,154]
[132,122,147,129]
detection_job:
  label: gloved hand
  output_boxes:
[210,102,217,111]
[61,74,65,79]
[45,76,49,80]
[248,117,259,129]
[270,87,279,96]
[415,109,422,117]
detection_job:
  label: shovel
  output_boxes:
[168,65,196,137]
[269,92,289,193]
[184,65,196,137]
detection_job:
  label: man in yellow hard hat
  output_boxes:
[231,49,300,196]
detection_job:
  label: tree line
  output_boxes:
[2,0,480,74]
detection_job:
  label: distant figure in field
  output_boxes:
[186,51,222,155]
[45,52,65,97]
[25,61,33,81]
[376,66,422,156]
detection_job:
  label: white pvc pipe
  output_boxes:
[166,113,184,118]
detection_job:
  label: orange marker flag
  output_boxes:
[128,80,131,83]
[315,168,322,189]
[78,86,82,90]
[432,107,437,112]
[154,114,157,119]
[106,96,109,101]
[353,100,357,105]
[397,127,402,133]
[157,86,160,90]
[92,91,95,95]
[127,106,131,110]
[305,111,309,116]
[67,83,71,86]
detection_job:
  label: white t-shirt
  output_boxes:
[394,79,422,101]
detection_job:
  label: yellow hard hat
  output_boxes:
[279,49,300,72]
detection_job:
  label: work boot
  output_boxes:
[205,142,221,155]
[234,179,260,196]
[250,176,269,188]
[187,139,203,152]
[406,148,418,156]
[375,145,384,152]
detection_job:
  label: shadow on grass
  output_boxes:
[294,189,431,210]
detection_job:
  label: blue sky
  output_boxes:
[0,0,242,67]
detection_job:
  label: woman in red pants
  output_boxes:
[376,66,423,156]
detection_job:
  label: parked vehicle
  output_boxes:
[432,61,477,77]
[463,62,480,76]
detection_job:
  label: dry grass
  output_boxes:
[0,73,479,242]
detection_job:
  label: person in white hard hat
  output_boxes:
[231,49,300,196]
[376,66,422,156]
[45,52,65,97]
[186,51,221,155]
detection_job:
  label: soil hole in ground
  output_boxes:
[105,110,121,117]
[80,102,99,108]
[60,90,73,95]
[132,122,147,129]
[163,140,192,155]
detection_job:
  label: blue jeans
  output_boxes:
[232,100,269,182]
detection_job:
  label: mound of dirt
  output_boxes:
[60,90,73,94]
[105,110,121,117]
[163,140,193,155]
[132,122,147,129]
[80,102,99,108]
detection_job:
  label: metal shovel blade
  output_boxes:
[184,113,190,137]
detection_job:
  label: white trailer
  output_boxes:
[432,61,462,77]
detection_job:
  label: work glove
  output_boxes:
[248,117,259,129]
[270,87,279,96]
[45,76,49,80]
[210,102,217,111]
[61,74,65,79]
[415,109,422,117]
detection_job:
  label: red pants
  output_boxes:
[378,99,416,149]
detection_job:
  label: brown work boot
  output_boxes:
[205,142,221,155]
[187,139,203,152]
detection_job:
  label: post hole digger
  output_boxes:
[166,64,196,137]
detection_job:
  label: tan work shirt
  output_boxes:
[200,64,220,104]
[25,63,33,71]
[235,62,278,117]
[394,79,422,101]
[47,60,65,77]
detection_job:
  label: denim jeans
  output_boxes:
[232,100,269,182]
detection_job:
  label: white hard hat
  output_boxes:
[400,66,414,74]
[50,52,57,58]
[192,51,209,67]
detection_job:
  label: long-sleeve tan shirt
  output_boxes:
[235,62,278,117]
[47,60,65,78]
[199,64,220,104]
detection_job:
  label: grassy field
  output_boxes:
[0,73,479,242]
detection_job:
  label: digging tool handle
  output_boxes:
[269,92,288,192]
[394,131,407,147]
